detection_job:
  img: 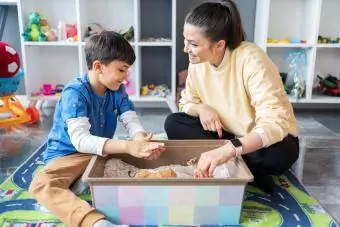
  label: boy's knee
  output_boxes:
[29,172,50,196]
[29,175,41,196]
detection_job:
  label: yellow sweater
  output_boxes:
[179,42,298,147]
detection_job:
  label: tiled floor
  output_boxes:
[0,107,339,223]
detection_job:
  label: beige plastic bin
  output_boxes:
[83,140,253,226]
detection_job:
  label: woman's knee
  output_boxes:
[244,135,299,176]
[164,113,183,133]
[267,136,300,174]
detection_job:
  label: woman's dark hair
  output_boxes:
[185,0,246,50]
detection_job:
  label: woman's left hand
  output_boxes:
[195,144,235,178]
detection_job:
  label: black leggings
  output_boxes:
[164,113,299,178]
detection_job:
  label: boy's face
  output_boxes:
[97,60,130,91]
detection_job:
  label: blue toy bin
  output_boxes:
[0,69,24,97]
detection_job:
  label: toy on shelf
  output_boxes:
[316,74,340,96]
[141,37,171,42]
[285,50,307,99]
[318,35,340,44]
[31,84,65,97]
[84,23,134,42]
[22,12,54,42]
[0,42,40,127]
[140,84,171,98]
[291,73,305,99]
[22,12,78,42]
[42,84,54,95]
[267,37,307,44]
[84,23,104,39]
[66,24,78,42]
[119,26,134,41]
[58,21,78,42]
[54,84,65,96]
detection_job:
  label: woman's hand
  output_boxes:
[197,104,223,138]
[194,143,235,178]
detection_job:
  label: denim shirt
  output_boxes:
[44,74,134,162]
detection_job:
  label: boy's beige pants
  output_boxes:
[29,153,105,227]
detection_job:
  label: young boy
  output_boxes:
[29,31,165,227]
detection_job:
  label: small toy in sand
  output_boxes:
[130,168,177,178]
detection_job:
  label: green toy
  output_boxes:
[29,12,41,25]
[22,12,45,42]
[38,33,47,42]
[30,24,40,41]
[317,74,338,89]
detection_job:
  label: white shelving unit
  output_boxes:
[17,0,177,111]
[255,0,340,104]
[0,0,17,5]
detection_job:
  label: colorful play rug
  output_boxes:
[0,141,338,227]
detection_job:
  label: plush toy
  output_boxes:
[30,24,40,41]
[0,42,20,78]
[84,23,134,41]
[22,12,42,41]
[84,23,104,40]
[22,12,58,42]
[45,29,57,41]
[40,18,50,33]
[66,24,78,41]
[29,12,41,25]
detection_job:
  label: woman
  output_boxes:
[164,0,299,193]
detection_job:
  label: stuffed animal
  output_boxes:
[22,12,57,42]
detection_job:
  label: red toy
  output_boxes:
[317,75,340,96]
[0,42,20,78]
[0,41,40,127]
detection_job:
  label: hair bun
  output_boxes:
[220,0,230,8]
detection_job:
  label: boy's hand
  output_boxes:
[134,132,153,141]
[126,140,165,159]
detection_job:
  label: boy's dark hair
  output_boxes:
[185,0,246,50]
[85,30,135,70]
